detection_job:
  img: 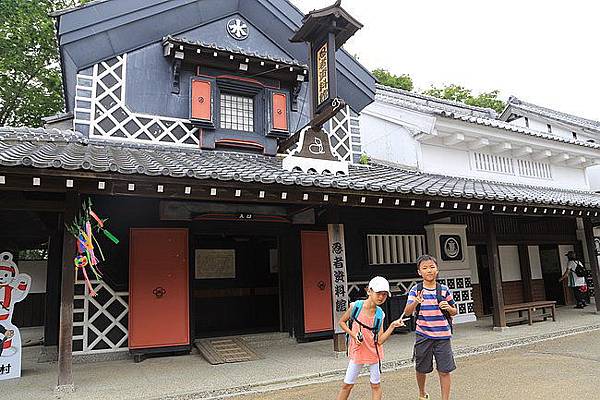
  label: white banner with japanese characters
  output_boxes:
[328,224,349,334]
[0,252,31,381]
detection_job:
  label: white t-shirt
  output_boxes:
[567,260,587,287]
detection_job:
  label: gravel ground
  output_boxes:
[230,329,600,400]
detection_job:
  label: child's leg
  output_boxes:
[368,364,382,400]
[337,362,361,400]
[438,372,451,400]
[434,339,456,400]
[414,338,434,398]
[416,372,427,397]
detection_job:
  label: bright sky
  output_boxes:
[291,0,600,120]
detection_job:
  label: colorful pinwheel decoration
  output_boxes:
[67,199,119,297]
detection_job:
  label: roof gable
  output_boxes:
[55,0,375,113]
[499,97,600,134]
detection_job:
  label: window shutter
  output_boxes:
[268,90,289,136]
[190,78,215,127]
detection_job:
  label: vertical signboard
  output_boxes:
[328,224,349,334]
[316,42,329,107]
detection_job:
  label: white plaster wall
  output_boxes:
[360,113,419,168]
[529,119,552,134]
[499,246,521,282]
[424,224,470,275]
[586,165,600,191]
[468,246,479,284]
[528,245,543,280]
[511,117,528,128]
[17,260,47,293]
[558,244,575,273]
[421,143,589,190]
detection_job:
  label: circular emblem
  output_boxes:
[227,18,249,40]
[443,237,460,259]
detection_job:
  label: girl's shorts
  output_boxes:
[343,361,381,384]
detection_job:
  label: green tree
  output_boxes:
[372,69,414,91]
[424,84,506,113]
[0,0,87,128]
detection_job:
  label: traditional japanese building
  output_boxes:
[1,0,600,390]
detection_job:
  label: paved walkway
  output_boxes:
[232,329,600,400]
[2,306,600,400]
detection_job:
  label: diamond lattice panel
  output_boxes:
[85,54,199,147]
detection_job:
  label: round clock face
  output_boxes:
[227,18,249,40]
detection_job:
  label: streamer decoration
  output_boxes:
[67,199,119,297]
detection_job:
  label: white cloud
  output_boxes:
[291,0,600,120]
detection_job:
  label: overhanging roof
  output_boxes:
[499,96,600,134]
[2,127,600,210]
[376,85,600,151]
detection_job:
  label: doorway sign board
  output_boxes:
[129,229,190,350]
[328,224,349,334]
[301,231,333,334]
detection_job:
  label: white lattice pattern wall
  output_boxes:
[74,54,199,147]
[326,106,362,163]
[73,280,129,355]
[348,276,474,320]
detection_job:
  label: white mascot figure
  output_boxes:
[0,252,31,380]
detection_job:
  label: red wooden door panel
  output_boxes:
[301,231,333,333]
[272,92,288,132]
[129,229,189,349]
[191,79,212,121]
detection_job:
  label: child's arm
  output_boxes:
[378,318,405,345]
[403,288,423,316]
[439,289,458,316]
[338,302,359,344]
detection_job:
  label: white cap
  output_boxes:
[368,276,391,296]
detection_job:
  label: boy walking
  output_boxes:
[404,255,458,400]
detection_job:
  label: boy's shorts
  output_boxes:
[413,337,456,374]
[343,361,381,384]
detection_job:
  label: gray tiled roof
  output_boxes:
[501,97,600,134]
[376,85,600,150]
[1,127,600,208]
[164,36,307,69]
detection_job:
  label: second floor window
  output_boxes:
[220,93,254,132]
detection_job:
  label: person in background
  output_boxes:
[559,251,587,309]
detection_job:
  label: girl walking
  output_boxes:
[336,276,405,400]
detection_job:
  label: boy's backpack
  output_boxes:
[574,261,587,278]
[414,282,453,333]
[346,300,385,370]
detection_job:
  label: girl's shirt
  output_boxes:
[348,305,385,364]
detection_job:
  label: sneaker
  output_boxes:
[418,394,430,400]
[575,305,584,309]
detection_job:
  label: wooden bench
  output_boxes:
[503,301,557,326]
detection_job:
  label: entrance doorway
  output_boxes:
[193,234,280,337]
[539,245,566,305]
[475,245,494,315]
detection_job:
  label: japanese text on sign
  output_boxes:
[328,224,348,333]
[316,43,329,106]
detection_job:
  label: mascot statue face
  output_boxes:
[0,252,17,286]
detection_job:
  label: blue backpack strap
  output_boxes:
[373,306,384,333]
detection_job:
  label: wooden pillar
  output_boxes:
[583,218,600,312]
[327,207,347,353]
[44,221,63,348]
[484,213,506,328]
[57,192,79,390]
[518,244,533,303]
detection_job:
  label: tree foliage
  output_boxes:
[372,69,414,91]
[424,84,506,114]
[0,0,87,127]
